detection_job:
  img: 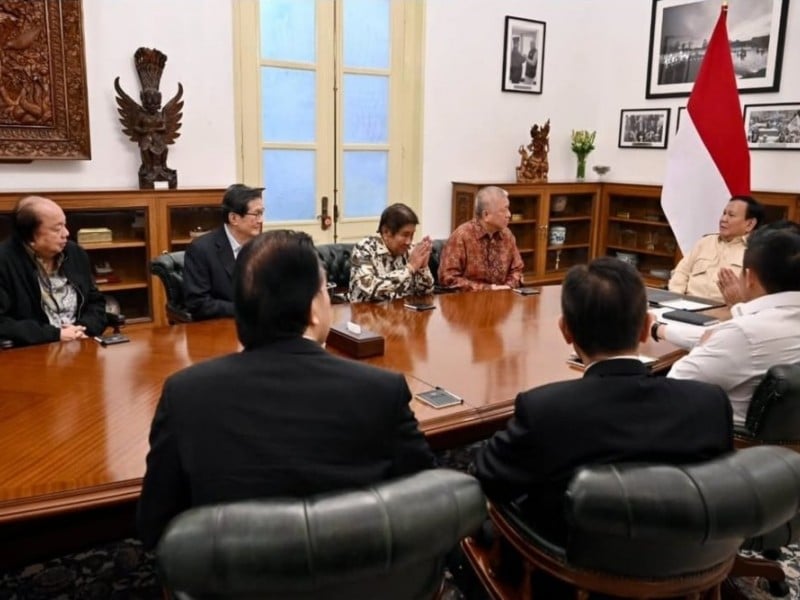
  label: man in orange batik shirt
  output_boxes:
[438,186,524,291]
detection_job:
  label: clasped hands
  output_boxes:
[60,323,87,341]
[407,236,432,273]
[716,267,744,306]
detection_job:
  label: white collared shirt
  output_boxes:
[668,291,800,425]
[223,224,242,258]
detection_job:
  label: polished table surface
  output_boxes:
[0,287,684,524]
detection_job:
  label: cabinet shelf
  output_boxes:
[81,239,146,250]
[547,243,589,251]
[607,244,675,258]
[519,248,535,254]
[98,280,148,292]
[608,217,671,227]
[549,216,592,223]
[509,219,537,225]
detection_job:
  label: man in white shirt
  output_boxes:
[668,229,800,425]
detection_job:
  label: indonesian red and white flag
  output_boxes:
[661,5,750,255]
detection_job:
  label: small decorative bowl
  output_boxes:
[593,165,610,176]
[551,196,568,213]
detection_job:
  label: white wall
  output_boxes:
[1,1,797,236]
[0,0,237,191]
[421,0,800,236]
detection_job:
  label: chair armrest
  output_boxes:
[106,311,126,333]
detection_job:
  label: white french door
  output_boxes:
[235,0,424,243]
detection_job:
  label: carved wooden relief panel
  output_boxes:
[0,0,91,160]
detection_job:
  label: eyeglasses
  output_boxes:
[243,210,265,219]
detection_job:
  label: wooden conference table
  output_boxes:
[0,286,684,562]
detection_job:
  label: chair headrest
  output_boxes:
[151,251,186,275]
[157,469,485,597]
[314,243,354,288]
[567,446,800,543]
[746,363,800,439]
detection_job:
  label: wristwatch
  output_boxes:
[650,321,661,342]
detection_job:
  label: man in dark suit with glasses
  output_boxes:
[183,183,264,320]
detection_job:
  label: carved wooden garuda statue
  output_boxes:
[114,48,183,189]
[516,119,550,184]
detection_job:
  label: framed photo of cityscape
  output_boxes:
[646,0,790,99]
[501,16,546,94]
[618,108,671,149]
[743,102,800,150]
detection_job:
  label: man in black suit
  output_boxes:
[138,230,435,549]
[183,183,264,320]
[475,257,733,544]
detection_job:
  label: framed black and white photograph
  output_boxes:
[743,102,800,150]
[618,108,671,149]
[646,0,790,99]
[501,16,545,94]
[676,106,687,132]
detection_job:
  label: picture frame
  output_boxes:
[676,106,687,132]
[645,0,790,99]
[618,108,671,149]
[743,102,800,150]
[0,0,91,161]
[501,16,545,94]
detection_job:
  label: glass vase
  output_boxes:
[575,154,587,181]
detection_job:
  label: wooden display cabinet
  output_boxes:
[599,184,677,288]
[451,182,600,284]
[453,182,799,288]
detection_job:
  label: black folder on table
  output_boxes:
[646,287,725,310]
[662,309,720,327]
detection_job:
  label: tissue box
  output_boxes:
[326,323,384,358]
[77,228,112,244]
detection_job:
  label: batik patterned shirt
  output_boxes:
[349,235,434,303]
[438,220,524,290]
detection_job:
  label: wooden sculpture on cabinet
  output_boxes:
[516,119,550,184]
[114,47,183,189]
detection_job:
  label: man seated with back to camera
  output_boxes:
[438,186,524,291]
[475,257,732,546]
[138,229,435,549]
[349,203,435,302]
[666,227,800,427]
[183,183,264,320]
[668,195,764,304]
[0,196,107,347]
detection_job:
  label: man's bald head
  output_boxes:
[13,195,65,244]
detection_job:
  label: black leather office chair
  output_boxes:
[462,446,800,599]
[157,469,486,600]
[735,363,800,451]
[729,363,800,596]
[314,243,354,291]
[150,251,193,324]
[428,238,446,286]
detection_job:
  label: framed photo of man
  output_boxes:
[645,0,790,99]
[743,103,800,150]
[502,16,546,94]
[618,108,671,149]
